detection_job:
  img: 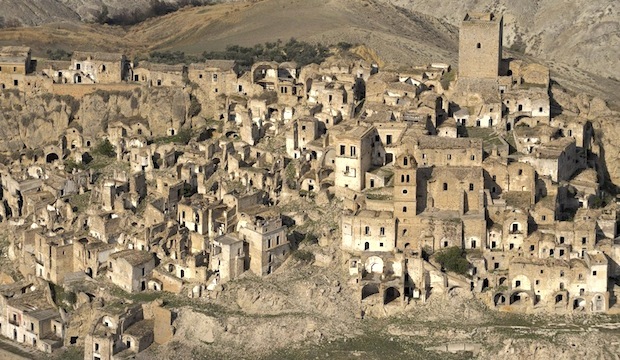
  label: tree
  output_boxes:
[435,246,470,275]
[93,139,116,158]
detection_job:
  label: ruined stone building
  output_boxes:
[335,12,618,315]
[0,7,616,357]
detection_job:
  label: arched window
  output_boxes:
[476,43,481,49]
[403,157,408,166]
[443,183,448,191]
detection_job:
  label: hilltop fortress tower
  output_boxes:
[458,12,503,80]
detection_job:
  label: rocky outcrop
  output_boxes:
[0,86,190,153]
[551,85,620,186]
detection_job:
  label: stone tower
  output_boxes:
[458,12,503,79]
[393,152,417,249]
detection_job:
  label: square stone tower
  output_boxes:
[459,13,503,79]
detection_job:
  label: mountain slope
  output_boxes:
[0,1,79,26]
[387,0,620,81]
[0,0,218,26]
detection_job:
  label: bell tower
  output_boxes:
[393,152,417,249]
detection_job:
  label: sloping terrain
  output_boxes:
[0,0,218,25]
[131,0,458,67]
[1,0,617,108]
[388,0,620,81]
[1,0,618,82]
[0,1,79,26]
[0,0,458,73]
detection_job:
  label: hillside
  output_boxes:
[0,0,219,26]
[388,0,620,81]
[1,0,617,83]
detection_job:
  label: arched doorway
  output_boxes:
[46,153,59,163]
[494,292,507,306]
[384,287,401,305]
[573,298,586,310]
[361,284,379,300]
[510,291,532,306]
[592,294,605,312]
[482,278,489,291]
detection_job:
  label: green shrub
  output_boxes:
[64,159,86,173]
[154,128,193,145]
[440,68,456,90]
[51,283,77,311]
[93,139,116,157]
[292,250,315,262]
[434,246,470,275]
[203,38,331,70]
[46,49,73,60]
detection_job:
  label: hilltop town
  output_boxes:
[0,11,618,360]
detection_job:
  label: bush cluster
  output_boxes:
[46,49,73,60]
[435,246,470,275]
[147,38,332,69]
[93,139,116,157]
[203,38,331,69]
[292,250,315,263]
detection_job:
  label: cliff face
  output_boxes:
[550,85,620,187]
[0,87,189,153]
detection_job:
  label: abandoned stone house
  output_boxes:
[0,283,64,353]
[238,210,289,276]
[211,234,246,283]
[0,46,32,89]
[83,302,169,360]
[131,62,186,87]
[88,303,172,359]
[70,52,129,84]
[487,251,609,312]
[107,249,155,292]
